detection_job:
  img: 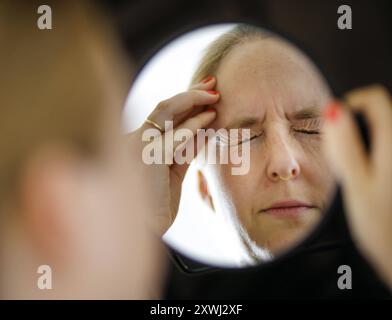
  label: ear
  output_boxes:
[18,146,87,265]
[197,169,215,212]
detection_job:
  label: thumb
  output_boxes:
[323,100,370,192]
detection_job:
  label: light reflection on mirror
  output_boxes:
[123,23,336,267]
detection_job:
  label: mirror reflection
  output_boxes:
[124,23,337,267]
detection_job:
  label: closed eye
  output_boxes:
[239,131,264,144]
[293,128,320,134]
[292,118,323,135]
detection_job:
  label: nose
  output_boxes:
[266,133,300,182]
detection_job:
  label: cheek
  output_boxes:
[298,137,336,203]
[296,134,323,156]
[214,165,255,213]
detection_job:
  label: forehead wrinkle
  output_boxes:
[222,104,322,130]
[217,38,330,96]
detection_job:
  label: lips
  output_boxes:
[259,200,316,218]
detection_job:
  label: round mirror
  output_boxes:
[123,23,337,268]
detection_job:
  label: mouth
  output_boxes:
[259,200,317,218]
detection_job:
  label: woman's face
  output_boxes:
[206,38,336,257]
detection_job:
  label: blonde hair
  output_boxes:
[190,24,272,86]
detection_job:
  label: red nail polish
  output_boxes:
[202,76,214,83]
[206,90,219,95]
[324,100,342,122]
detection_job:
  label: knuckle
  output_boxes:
[174,91,191,107]
[189,82,201,90]
[190,89,205,101]
[187,89,199,100]
[182,91,193,102]
[156,99,169,111]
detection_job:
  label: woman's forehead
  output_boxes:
[212,39,330,127]
[213,77,329,129]
[216,39,326,91]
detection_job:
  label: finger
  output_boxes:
[170,136,198,187]
[323,100,370,191]
[171,119,215,188]
[142,89,219,132]
[344,84,392,171]
[171,109,217,155]
[189,75,217,90]
[176,76,218,124]
[178,76,218,123]
[139,109,216,169]
[345,84,392,133]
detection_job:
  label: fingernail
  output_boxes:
[206,108,216,112]
[202,76,214,83]
[324,100,342,122]
[206,90,219,95]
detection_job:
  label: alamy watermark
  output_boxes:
[337,4,352,30]
[337,264,352,290]
[141,121,251,175]
[37,5,52,30]
[37,265,52,290]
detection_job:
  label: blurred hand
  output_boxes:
[323,84,392,289]
[127,76,219,237]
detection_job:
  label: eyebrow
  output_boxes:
[225,117,260,130]
[289,106,322,120]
